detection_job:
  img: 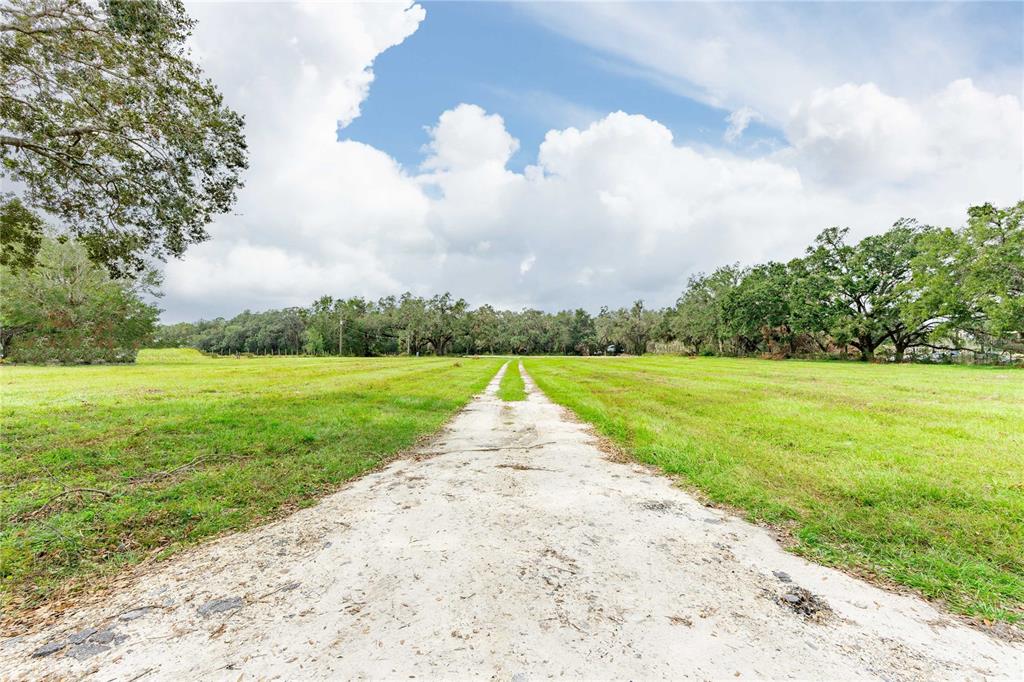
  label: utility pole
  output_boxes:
[339,316,344,356]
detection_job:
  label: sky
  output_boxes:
[162,1,1024,322]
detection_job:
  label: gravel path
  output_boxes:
[3,362,1022,680]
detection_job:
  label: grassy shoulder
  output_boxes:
[524,356,1024,625]
[1,349,503,618]
[497,361,526,401]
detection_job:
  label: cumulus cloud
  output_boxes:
[159,3,1023,322]
[783,79,1024,203]
[422,104,520,172]
[163,2,427,319]
[167,241,401,310]
[403,108,836,307]
[411,95,1019,310]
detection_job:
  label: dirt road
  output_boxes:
[3,362,1022,680]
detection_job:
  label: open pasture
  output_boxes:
[3,350,1022,628]
[525,356,1024,623]
[0,349,502,617]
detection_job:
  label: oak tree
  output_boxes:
[1,0,247,275]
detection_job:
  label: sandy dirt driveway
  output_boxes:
[3,362,1022,680]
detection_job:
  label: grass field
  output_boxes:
[5,351,1021,627]
[0,349,503,617]
[497,360,526,401]
[525,356,1024,624]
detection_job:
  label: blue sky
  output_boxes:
[343,1,780,172]
[166,1,1023,322]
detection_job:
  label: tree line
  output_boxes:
[1,202,1018,364]
[153,202,1022,364]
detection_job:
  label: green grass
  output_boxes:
[524,356,1024,624]
[0,349,503,615]
[497,360,526,401]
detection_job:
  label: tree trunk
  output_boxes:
[855,335,880,362]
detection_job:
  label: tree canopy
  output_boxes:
[0,0,247,275]
[801,222,925,361]
[1,237,160,362]
[911,202,1024,345]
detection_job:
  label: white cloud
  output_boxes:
[422,104,519,172]
[159,3,1023,322]
[168,241,401,309]
[519,254,536,276]
[785,83,926,183]
[409,109,830,308]
[724,107,763,143]
[417,104,525,253]
[522,2,1023,126]
[164,2,427,320]
[783,79,1023,196]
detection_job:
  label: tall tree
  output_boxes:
[396,294,430,356]
[1,237,159,362]
[423,293,467,356]
[594,307,617,353]
[786,257,836,354]
[566,308,597,355]
[613,300,659,355]
[672,265,744,355]
[467,304,502,354]
[302,295,339,355]
[803,224,922,361]
[912,202,1024,353]
[0,0,247,275]
[966,202,1024,339]
[722,261,795,355]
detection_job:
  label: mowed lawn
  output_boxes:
[525,356,1024,624]
[1,349,503,618]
